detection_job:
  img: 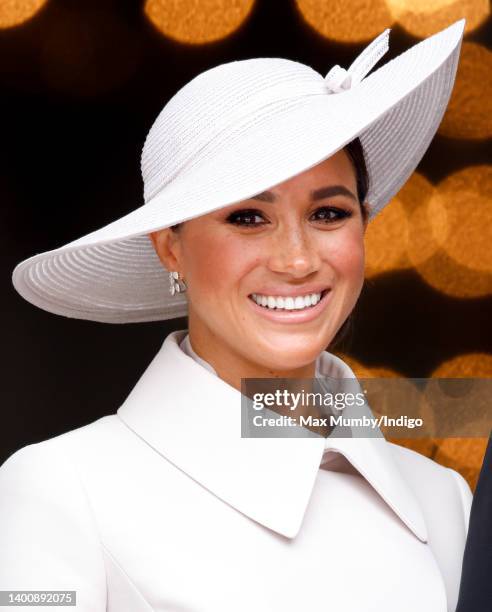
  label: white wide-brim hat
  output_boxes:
[12,19,465,323]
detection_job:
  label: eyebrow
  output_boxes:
[250,184,358,203]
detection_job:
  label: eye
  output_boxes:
[311,206,353,223]
[226,209,267,227]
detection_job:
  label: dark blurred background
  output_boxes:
[1,0,491,486]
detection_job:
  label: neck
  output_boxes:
[186,321,330,435]
[187,321,317,393]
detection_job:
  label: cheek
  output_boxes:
[182,232,261,298]
[320,228,365,279]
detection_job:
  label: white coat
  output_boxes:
[0,329,472,611]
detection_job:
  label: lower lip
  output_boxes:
[247,290,332,324]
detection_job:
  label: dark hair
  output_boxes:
[328,136,369,352]
[343,136,369,223]
[171,136,369,231]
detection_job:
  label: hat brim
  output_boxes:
[12,19,465,323]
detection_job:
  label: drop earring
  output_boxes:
[169,271,187,296]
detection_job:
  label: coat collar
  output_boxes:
[117,329,428,542]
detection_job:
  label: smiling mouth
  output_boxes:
[249,289,330,311]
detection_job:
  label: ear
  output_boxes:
[148,228,182,272]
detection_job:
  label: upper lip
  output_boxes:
[249,285,331,298]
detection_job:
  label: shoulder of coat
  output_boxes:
[1,414,124,470]
[386,440,451,475]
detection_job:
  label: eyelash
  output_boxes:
[225,206,353,227]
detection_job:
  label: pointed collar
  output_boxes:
[117,329,428,542]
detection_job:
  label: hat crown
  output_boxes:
[140,58,325,203]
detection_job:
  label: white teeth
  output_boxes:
[251,292,324,310]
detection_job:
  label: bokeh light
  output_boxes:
[439,42,492,140]
[365,197,409,278]
[295,0,488,43]
[415,166,492,297]
[294,0,394,43]
[334,353,399,378]
[432,166,492,272]
[404,174,447,267]
[366,166,492,292]
[430,354,492,490]
[434,437,488,490]
[417,254,492,298]
[334,354,439,464]
[0,0,47,29]
[387,0,489,38]
[365,173,439,278]
[144,0,256,44]
[338,352,491,489]
[433,352,492,377]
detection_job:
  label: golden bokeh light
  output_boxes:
[338,353,491,489]
[432,166,492,271]
[393,438,440,458]
[294,0,489,43]
[365,198,409,278]
[431,353,491,491]
[415,166,492,297]
[432,352,492,376]
[434,437,488,490]
[334,354,399,378]
[365,173,440,278]
[439,42,492,140]
[0,0,47,28]
[335,355,439,461]
[417,253,492,297]
[387,0,489,38]
[144,0,255,44]
[405,174,447,267]
[294,0,394,43]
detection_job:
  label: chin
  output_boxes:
[251,332,332,372]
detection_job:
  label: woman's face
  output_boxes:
[150,149,368,372]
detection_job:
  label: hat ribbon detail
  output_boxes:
[325,28,391,94]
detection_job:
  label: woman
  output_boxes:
[0,19,472,612]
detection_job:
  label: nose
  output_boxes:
[266,222,322,278]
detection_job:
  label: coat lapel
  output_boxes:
[117,329,428,542]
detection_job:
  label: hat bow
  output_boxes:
[325,28,390,93]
